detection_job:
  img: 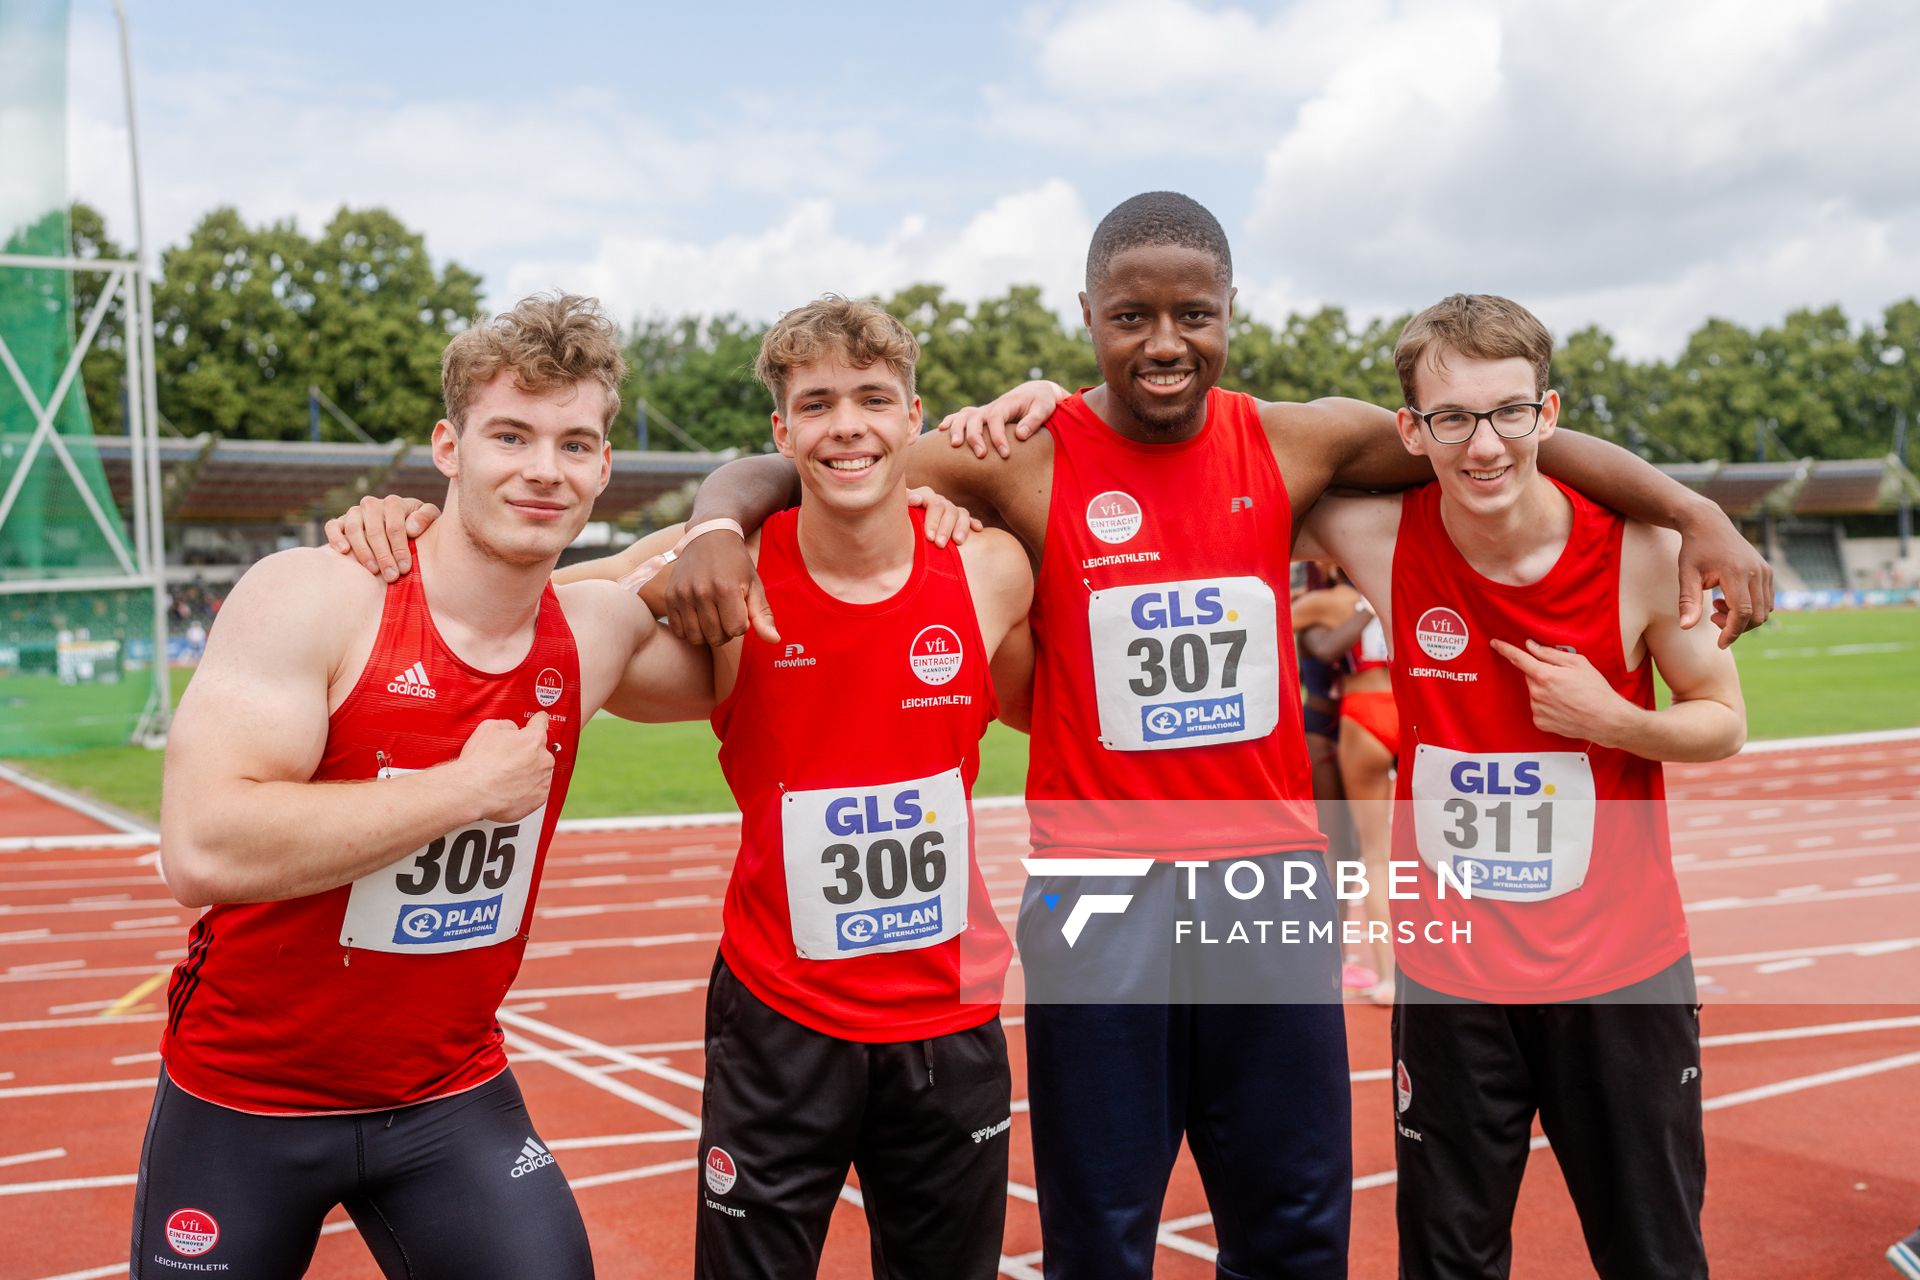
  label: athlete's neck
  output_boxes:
[1439,476,1573,587]
[412,521,548,669]
[794,494,916,605]
[1083,383,1209,445]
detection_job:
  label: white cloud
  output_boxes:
[1003,0,1920,355]
[507,180,1096,323]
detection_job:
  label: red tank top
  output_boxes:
[1388,480,1687,1001]
[1027,389,1323,861]
[713,507,1011,1041]
[161,555,580,1113]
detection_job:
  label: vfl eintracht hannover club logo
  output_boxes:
[1021,856,1155,946]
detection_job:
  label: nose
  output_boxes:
[1464,417,1505,463]
[1144,315,1184,362]
[827,401,868,439]
[522,441,564,484]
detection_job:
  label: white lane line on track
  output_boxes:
[500,978,705,1002]
[1755,958,1816,974]
[501,1030,701,1132]
[0,1147,65,1169]
[1688,880,1920,912]
[1703,1049,1920,1111]
[31,1264,127,1279]
[1694,938,1920,967]
[545,1129,699,1151]
[0,763,153,836]
[501,1008,706,1094]
[0,1078,152,1100]
[1681,845,1920,874]
[0,1172,135,1197]
[1737,727,1920,753]
[568,1157,700,1191]
[0,1013,162,1033]
[1702,1015,1920,1047]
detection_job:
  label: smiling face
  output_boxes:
[1396,350,1559,520]
[1080,243,1234,439]
[771,354,922,515]
[434,370,612,566]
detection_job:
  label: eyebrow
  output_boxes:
[1424,395,1538,411]
[793,383,899,400]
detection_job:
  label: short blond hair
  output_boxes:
[441,293,626,431]
[754,295,918,413]
[1394,293,1553,404]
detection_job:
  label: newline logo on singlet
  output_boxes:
[387,661,438,699]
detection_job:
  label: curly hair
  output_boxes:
[754,295,919,413]
[441,292,626,431]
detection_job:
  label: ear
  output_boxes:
[771,411,794,459]
[1395,408,1428,458]
[595,437,613,497]
[1079,290,1093,331]
[1227,284,1238,321]
[906,394,923,434]
[431,419,460,479]
[1537,388,1560,444]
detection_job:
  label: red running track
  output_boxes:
[1,734,1917,1277]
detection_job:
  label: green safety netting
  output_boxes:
[0,0,153,754]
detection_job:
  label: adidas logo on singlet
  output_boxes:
[387,661,438,700]
[509,1136,555,1178]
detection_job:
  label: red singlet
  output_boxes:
[1026,389,1323,861]
[1388,481,1687,1000]
[713,508,1011,1041]
[161,557,580,1113]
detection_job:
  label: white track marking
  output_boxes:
[1702,1015,1920,1047]
[567,1156,700,1191]
[1703,1050,1920,1111]
[0,763,152,835]
[501,1008,706,1093]
[501,1031,700,1131]
[0,1171,136,1197]
[1755,958,1816,974]
[31,1264,128,1279]
[0,1078,153,1100]
[108,1052,160,1067]
[1688,881,1920,912]
[545,1129,699,1151]
[0,1012,162,1033]
[495,978,704,1001]
[0,1147,64,1169]
[1737,727,1920,753]
[1695,938,1920,967]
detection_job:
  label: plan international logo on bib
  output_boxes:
[394,896,505,945]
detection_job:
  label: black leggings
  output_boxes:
[131,1067,593,1279]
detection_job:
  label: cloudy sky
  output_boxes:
[46,0,1920,357]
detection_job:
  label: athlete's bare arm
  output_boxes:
[1270,396,1773,645]
[552,523,683,588]
[326,485,975,644]
[957,527,1038,733]
[1291,585,1371,666]
[1491,524,1745,762]
[160,549,555,908]
[556,578,717,724]
[1294,494,1402,635]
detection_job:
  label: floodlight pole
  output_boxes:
[114,0,171,745]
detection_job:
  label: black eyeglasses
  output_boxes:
[1406,402,1544,445]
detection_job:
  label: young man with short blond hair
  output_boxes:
[135,294,711,1278]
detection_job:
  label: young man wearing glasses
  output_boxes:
[1298,293,1746,1279]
